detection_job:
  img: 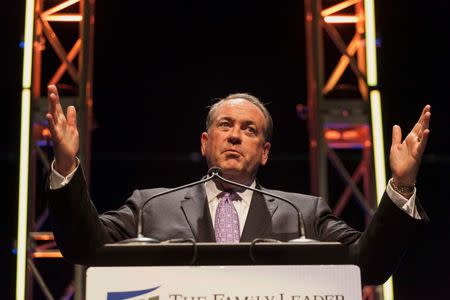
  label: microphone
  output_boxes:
[118,168,219,244]
[207,166,223,177]
[209,167,316,243]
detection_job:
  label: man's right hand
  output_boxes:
[46,85,79,176]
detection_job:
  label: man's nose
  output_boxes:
[227,126,242,144]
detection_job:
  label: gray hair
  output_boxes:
[205,93,273,142]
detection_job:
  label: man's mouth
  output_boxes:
[223,149,243,158]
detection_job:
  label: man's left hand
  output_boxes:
[389,105,431,187]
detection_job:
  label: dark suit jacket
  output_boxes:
[47,166,427,285]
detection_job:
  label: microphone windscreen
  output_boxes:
[207,167,223,177]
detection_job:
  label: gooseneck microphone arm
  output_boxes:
[208,167,314,242]
[119,167,314,244]
[119,169,218,244]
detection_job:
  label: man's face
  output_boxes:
[201,98,271,184]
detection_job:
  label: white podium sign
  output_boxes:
[86,265,361,300]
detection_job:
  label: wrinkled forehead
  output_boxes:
[211,98,267,124]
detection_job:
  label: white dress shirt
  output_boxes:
[204,179,255,235]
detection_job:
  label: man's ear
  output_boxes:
[260,142,271,166]
[200,132,208,156]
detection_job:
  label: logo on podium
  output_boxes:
[106,285,160,300]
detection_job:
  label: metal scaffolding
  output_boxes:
[303,0,388,299]
[18,0,95,299]
[17,0,388,299]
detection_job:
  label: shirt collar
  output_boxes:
[204,179,255,206]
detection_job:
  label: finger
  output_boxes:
[416,123,423,141]
[411,120,422,136]
[417,105,431,128]
[392,125,402,146]
[47,85,63,116]
[47,84,58,96]
[47,85,57,108]
[417,128,430,154]
[66,106,77,128]
[412,105,428,136]
[47,85,56,116]
[421,111,431,131]
[416,106,431,140]
[46,113,56,128]
[46,113,58,140]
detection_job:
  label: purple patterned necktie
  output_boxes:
[214,191,240,243]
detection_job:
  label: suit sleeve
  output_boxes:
[46,165,141,264]
[314,192,427,285]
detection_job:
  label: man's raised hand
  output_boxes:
[46,85,79,176]
[390,105,431,188]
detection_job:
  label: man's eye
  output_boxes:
[218,121,231,127]
[246,127,257,134]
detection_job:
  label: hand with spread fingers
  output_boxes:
[389,105,431,191]
[46,85,79,176]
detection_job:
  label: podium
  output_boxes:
[86,242,362,300]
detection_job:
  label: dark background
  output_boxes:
[2,0,449,299]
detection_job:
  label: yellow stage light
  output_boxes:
[44,14,82,22]
[365,0,394,298]
[324,15,358,23]
[17,0,35,299]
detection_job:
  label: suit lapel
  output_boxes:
[240,191,278,242]
[180,184,215,242]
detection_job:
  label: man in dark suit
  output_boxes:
[46,85,431,285]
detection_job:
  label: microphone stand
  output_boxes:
[118,173,216,244]
[118,167,315,244]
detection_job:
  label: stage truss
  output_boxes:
[18,0,390,299]
[303,0,389,299]
[17,0,94,299]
